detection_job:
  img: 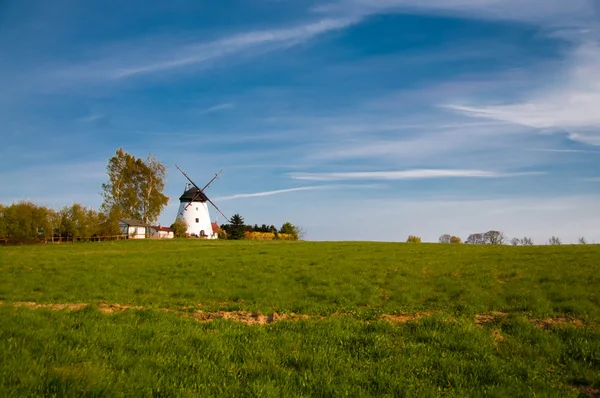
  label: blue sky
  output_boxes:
[1,0,600,243]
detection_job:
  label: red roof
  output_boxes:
[211,222,221,233]
[152,226,173,232]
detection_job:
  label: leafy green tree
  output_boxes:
[280,221,299,240]
[0,204,7,237]
[228,214,245,240]
[170,218,188,237]
[101,148,169,224]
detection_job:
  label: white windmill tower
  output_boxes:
[174,165,229,239]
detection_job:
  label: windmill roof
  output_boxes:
[179,187,209,202]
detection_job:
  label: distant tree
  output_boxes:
[484,230,506,245]
[228,214,245,240]
[295,225,307,240]
[450,236,462,244]
[407,235,422,243]
[520,237,534,246]
[548,236,562,245]
[511,237,520,246]
[0,204,6,238]
[280,221,299,240]
[578,237,587,245]
[170,218,188,238]
[101,148,169,225]
[439,234,452,244]
[466,233,485,244]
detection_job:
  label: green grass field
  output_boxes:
[1,240,599,396]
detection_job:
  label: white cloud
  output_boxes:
[214,184,379,201]
[289,169,543,181]
[60,18,356,81]
[527,148,600,154]
[314,0,596,28]
[443,42,600,146]
[215,186,333,201]
[199,103,234,114]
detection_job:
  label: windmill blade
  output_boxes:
[175,164,202,191]
[205,196,230,223]
[202,168,225,191]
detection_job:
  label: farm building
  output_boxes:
[119,219,150,239]
[150,226,174,239]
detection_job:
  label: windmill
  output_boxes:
[174,164,229,238]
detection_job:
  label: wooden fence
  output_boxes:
[0,235,130,246]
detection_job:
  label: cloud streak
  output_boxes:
[199,103,234,114]
[61,18,356,81]
[289,169,543,181]
[214,186,337,201]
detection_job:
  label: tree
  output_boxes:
[578,237,587,244]
[101,148,169,224]
[520,237,534,246]
[439,234,452,244]
[450,236,462,244]
[170,218,188,238]
[484,230,506,245]
[407,235,421,243]
[0,204,6,238]
[548,236,562,245]
[466,233,485,244]
[511,237,520,246]
[280,221,299,240]
[228,214,245,240]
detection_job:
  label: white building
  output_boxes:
[119,219,150,239]
[150,226,174,239]
[176,186,219,239]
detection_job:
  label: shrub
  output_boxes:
[450,236,462,244]
[244,231,275,241]
[406,235,422,243]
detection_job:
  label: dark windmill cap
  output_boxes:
[179,187,209,203]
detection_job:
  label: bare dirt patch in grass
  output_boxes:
[97,302,144,314]
[576,386,600,398]
[191,310,310,325]
[531,317,585,330]
[475,312,509,326]
[13,301,88,311]
[380,313,433,323]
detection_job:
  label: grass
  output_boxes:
[0,240,599,396]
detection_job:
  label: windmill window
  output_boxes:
[196,207,198,211]
[195,218,199,223]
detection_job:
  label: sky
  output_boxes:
[1,0,600,243]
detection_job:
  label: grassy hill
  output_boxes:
[1,240,598,396]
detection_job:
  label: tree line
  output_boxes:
[1,148,171,244]
[404,231,589,245]
[218,214,303,241]
[0,201,120,243]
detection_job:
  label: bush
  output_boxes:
[406,235,422,243]
[450,236,462,244]
[244,231,275,240]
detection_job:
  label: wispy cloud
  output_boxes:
[583,177,600,182]
[199,103,234,114]
[527,148,600,154]
[443,42,600,146]
[214,184,378,201]
[289,169,543,181]
[314,0,596,27]
[60,18,356,82]
[78,114,105,123]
